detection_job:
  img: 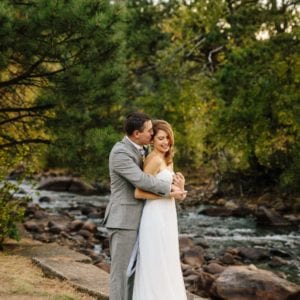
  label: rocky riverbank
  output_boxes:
[6,170,299,298]
[22,199,300,299]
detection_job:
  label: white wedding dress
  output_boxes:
[132,168,187,300]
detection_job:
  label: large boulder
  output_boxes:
[211,265,300,300]
[37,176,97,195]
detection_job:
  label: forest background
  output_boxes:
[0,0,299,220]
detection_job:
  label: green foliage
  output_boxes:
[1,0,300,195]
[0,181,29,247]
[47,126,120,182]
[146,0,300,193]
[38,0,126,181]
[124,1,213,168]
[208,2,300,191]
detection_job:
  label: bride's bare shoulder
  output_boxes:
[144,153,164,174]
[145,153,163,164]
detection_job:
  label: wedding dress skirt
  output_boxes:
[132,169,187,300]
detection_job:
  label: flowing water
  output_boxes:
[14,181,300,284]
[178,207,300,284]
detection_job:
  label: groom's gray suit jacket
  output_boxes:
[103,136,170,230]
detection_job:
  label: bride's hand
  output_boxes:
[173,172,185,191]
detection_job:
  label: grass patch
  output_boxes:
[0,252,96,300]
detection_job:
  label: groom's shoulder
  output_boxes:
[110,139,131,155]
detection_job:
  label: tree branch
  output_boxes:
[208,46,224,64]
[27,67,66,79]
[0,112,50,126]
[0,58,44,88]
[0,104,54,113]
[0,138,51,149]
[0,115,32,126]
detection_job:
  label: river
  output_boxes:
[15,180,300,284]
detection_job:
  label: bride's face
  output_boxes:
[153,129,170,154]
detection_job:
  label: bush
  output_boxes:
[0,181,29,249]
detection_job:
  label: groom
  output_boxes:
[103,112,186,300]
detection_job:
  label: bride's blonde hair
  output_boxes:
[152,120,175,165]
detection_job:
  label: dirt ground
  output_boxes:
[0,249,96,300]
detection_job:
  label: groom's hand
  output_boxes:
[171,172,186,201]
[170,184,187,201]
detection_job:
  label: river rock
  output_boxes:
[33,209,49,220]
[7,164,26,180]
[181,262,192,273]
[256,193,274,207]
[37,176,97,195]
[225,200,239,210]
[273,197,286,211]
[179,235,195,251]
[88,211,104,219]
[256,206,292,226]
[284,214,300,225]
[198,271,215,292]
[221,252,240,265]
[269,256,289,267]
[182,245,205,267]
[205,262,226,274]
[200,207,233,217]
[184,269,215,298]
[237,247,269,261]
[81,205,98,216]
[211,265,300,300]
[39,196,52,203]
[72,234,86,245]
[32,232,56,243]
[77,229,93,239]
[184,273,201,285]
[79,248,96,258]
[24,220,44,233]
[82,221,97,233]
[232,206,253,217]
[194,237,209,249]
[48,220,67,234]
[68,219,84,231]
[216,198,226,206]
[25,204,48,219]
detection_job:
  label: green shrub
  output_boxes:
[0,181,30,249]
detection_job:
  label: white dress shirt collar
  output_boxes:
[125,136,143,151]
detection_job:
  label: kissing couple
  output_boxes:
[103,112,188,300]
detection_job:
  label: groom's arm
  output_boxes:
[111,148,170,196]
[134,156,187,201]
[134,183,187,200]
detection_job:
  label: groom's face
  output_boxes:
[137,120,153,145]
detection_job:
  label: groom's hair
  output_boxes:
[124,112,151,135]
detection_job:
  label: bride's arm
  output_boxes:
[135,155,164,200]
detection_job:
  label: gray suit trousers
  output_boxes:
[108,229,138,300]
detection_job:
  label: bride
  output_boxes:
[132,119,187,300]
